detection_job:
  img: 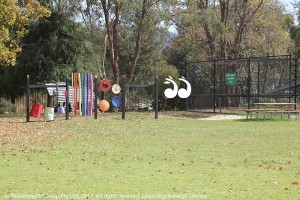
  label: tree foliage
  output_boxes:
[100,0,172,87]
[17,10,96,83]
[0,0,50,66]
[170,0,293,60]
[289,1,300,58]
[0,1,103,99]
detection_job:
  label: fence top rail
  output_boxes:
[129,84,153,88]
[187,55,292,65]
[29,85,67,89]
[253,103,296,106]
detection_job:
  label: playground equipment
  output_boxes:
[99,100,110,112]
[26,75,70,122]
[57,105,65,115]
[112,96,122,107]
[26,73,105,121]
[112,84,121,94]
[44,107,54,121]
[29,103,43,118]
[71,73,95,116]
[26,74,159,122]
[99,79,111,92]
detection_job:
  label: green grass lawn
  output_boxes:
[1,112,300,199]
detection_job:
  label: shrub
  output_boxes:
[0,101,16,114]
[0,101,6,114]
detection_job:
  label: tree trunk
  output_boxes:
[101,0,120,84]
[125,0,148,93]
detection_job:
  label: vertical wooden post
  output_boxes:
[289,54,292,103]
[26,75,30,122]
[295,59,298,110]
[185,62,188,111]
[122,75,126,119]
[66,75,69,120]
[94,75,98,119]
[213,61,216,113]
[155,76,158,119]
[257,62,260,103]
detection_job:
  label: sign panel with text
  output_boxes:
[225,73,236,85]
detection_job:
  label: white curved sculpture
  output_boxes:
[164,76,178,99]
[178,76,191,98]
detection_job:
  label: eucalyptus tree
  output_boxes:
[100,0,173,88]
[168,0,294,106]
[289,1,300,58]
[170,0,292,60]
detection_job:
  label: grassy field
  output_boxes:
[1,112,300,199]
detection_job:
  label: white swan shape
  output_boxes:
[178,76,191,98]
[164,76,178,99]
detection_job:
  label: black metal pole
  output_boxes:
[66,75,69,120]
[122,75,126,119]
[225,63,228,108]
[26,75,30,122]
[289,54,292,103]
[248,58,251,110]
[184,62,188,112]
[295,59,297,110]
[213,60,216,113]
[94,75,98,119]
[257,62,260,103]
[155,75,158,119]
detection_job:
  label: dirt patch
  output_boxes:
[169,113,212,119]
[0,117,71,144]
[167,113,245,120]
[198,115,245,120]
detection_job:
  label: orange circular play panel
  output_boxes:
[98,100,110,112]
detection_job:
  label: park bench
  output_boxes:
[245,109,260,120]
[266,110,300,120]
[246,102,300,120]
[245,109,279,120]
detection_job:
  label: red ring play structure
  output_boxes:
[99,79,111,92]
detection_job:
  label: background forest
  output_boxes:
[1,0,300,110]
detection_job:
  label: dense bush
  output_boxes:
[0,102,5,114]
[0,101,16,114]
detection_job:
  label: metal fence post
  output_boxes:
[248,58,251,110]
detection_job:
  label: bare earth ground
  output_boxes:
[0,116,84,142]
[166,113,245,120]
[198,114,245,120]
[0,113,244,141]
